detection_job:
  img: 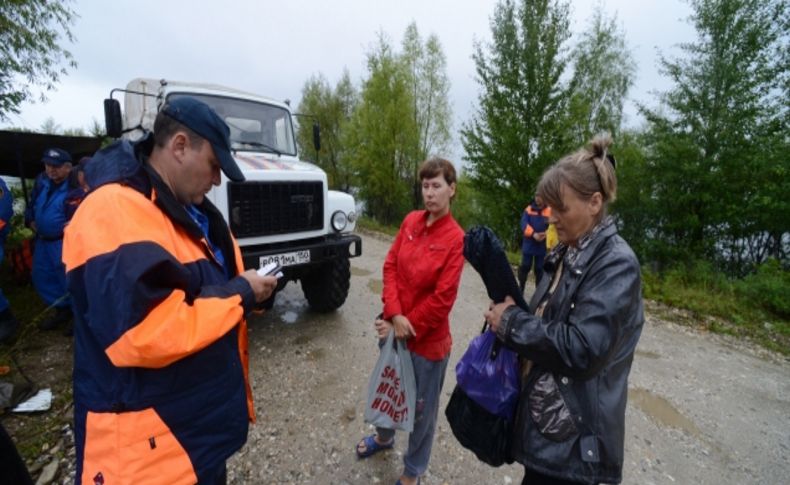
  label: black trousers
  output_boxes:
[0,422,34,485]
[518,253,545,292]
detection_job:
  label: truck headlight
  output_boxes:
[331,210,348,232]
[347,211,357,223]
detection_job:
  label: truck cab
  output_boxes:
[104,78,361,311]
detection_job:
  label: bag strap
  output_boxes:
[480,320,503,360]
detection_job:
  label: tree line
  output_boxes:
[296,23,452,226]
[2,0,786,279]
[295,0,788,279]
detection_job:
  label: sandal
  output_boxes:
[355,434,394,459]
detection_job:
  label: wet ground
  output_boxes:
[228,232,790,485]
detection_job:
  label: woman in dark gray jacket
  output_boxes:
[486,135,644,485]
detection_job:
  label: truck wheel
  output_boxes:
[302,257,350,312]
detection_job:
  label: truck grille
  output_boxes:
[228,181,324,237]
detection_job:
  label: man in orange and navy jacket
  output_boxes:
[518,196,551,294]
[63,97,277,485]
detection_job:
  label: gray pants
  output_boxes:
[377,352,449,478]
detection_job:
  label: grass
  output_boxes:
[0,261,75,465]
[642,262,790,356]
[506,249,521,266]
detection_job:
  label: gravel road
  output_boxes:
[229,232,790,485]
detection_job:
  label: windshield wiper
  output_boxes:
[230,140,282,156]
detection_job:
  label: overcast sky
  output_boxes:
[3,0,695,162]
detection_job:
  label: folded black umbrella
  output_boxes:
[463,226,529,311]
[446,225,525,467]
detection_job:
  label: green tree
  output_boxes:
[566,8,636,145]
[39,117,62,134]
[641,0,789,272]
[461,0,573,244]
[62,127,87,136]
[401,22,453,208]
[344,24,453,225]
[88,118,105,138]
[755,2,790,265]
[609,129,654,260]
[0,0,77,120]
[295,70,358,191]
[295,75,329,163]
[450,171,486,231]
[344,35,418,225]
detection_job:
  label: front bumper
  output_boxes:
[240,233,362,279]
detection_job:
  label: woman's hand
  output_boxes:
[374,318,393,339]
[392,314,416,340]
[484,295,516,332]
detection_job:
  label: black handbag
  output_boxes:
[445,384,514,467]
[445,225,522,467]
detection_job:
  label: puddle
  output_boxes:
[341,406,357,423]
[351,266,373,276]
[280,311,299,325]
[272,298,308,322]
[635,349,661,359]
[306,348,326,361]
[314,375,340,397]
[292,335,311,346]
[367,279,383,295]
[629,387,702,439]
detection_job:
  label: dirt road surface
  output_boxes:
[228,232,790,485]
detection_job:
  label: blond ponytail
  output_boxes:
[536,133,618,218]
[589,134,617,203]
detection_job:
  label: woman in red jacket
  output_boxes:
[356,158,465,485]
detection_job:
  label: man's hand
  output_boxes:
[534,231,547,242]
[239,270,278,303]
[392,314,416,340]
[484,295,516,332]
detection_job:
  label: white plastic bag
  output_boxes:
[363,330,416,433]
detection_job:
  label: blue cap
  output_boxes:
[161,97,245,182]
[41,148,72,166]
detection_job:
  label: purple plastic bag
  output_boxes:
[455,329,520,420]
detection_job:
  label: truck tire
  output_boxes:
[302,257,351,312]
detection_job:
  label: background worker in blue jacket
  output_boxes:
[65,156,91,221]
[25,147,73,332]
[518,195,551,294]
[0,177,20,344]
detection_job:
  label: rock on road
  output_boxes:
[229,232,790,485]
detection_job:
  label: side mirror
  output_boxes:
[104,98,123,138]
[312,123,321,152]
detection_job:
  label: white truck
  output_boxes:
[103,78,361,311]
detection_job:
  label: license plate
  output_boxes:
[259,250,310,268]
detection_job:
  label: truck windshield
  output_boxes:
[168,92,296,156]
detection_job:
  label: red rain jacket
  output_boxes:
[382,210,465,360]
